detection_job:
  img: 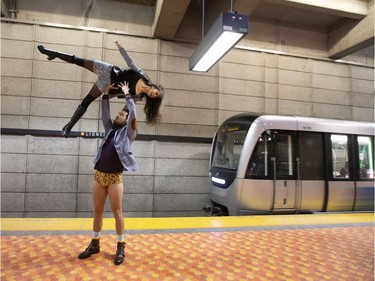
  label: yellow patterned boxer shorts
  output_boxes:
[94,170,123,186]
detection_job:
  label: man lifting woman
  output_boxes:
[37,41,162,264]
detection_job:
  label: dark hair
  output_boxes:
[122,106,129,113]
[144,83,164,124]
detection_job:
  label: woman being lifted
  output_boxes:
[37,40,164,137]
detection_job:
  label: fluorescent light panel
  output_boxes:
[189,12,248,72]
[192,31,243,72]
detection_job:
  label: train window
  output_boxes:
[247,132,269,178]
[246,131,295,179]
[212,125,249,170]
[331,134,350,179]
[358,136,374,180]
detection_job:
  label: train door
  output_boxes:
[297,132,325,212]
[354,136,374,211]
[326,134,355,211]
[270,131,297,211]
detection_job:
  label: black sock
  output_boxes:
[73,56,85,67]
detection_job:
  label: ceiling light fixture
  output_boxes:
[189,0,248,72]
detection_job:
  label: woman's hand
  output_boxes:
[119,81,130,95]
[104,83,118,95]
[114,40,122,49]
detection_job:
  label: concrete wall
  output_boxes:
[1,1,374,218]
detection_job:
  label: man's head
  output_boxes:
[113,106,129,128]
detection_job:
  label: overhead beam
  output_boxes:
[328,1,374,59]
[264,0,368,19]
[1,0,10,18]
[203,0,262,26]
[111,0,155,6]
[233,0,262,15]
[1,0,9,17]
[152,0,191,40]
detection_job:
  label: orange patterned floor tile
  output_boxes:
[1,226,374,280]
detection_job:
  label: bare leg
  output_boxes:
[108,183,124,235]
[92,180,108,233]
[108,183,126,266]
[77,179,106,260]
[83,60,94,72]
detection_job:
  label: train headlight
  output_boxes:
[212,176,226,185]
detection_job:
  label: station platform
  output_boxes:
[1,213,374,280]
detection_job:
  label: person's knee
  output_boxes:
[93,206,105,216]
[112,209,123,221]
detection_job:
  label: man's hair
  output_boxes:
[122,106,129,113]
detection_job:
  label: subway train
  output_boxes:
[205,114,374,216]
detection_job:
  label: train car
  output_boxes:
[205,114,374,216]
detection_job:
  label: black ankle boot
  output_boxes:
[62,105,87,138]
[37,44,74,63]
[78,238,100,259]
[114,242,125,265]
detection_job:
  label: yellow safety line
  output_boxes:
[1,213,373,232]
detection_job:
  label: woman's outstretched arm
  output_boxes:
[114,40,151,82]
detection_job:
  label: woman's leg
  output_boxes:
[38,46,101,137]
[62,83,102,137]
[61,59,112,137]
[37,45,95,72]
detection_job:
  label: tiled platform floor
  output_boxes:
[2,225,374,281]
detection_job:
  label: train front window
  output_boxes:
[331,134,350,179]
[358,136,374,179]
[212,125,248,170]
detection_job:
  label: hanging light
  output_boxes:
[189,10,248,72]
